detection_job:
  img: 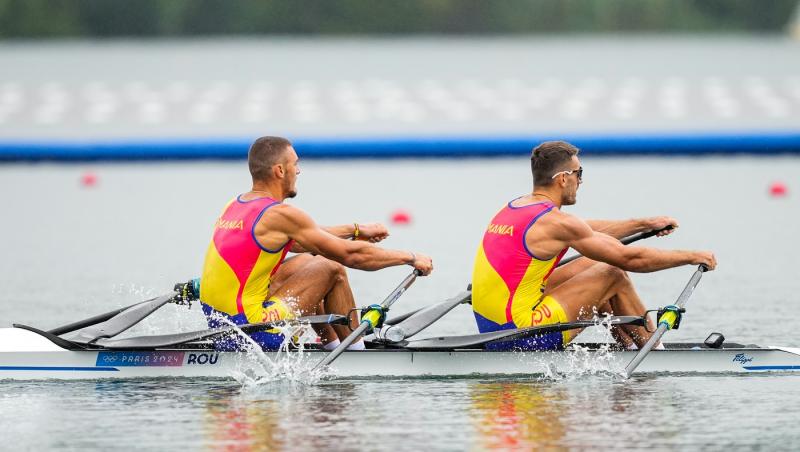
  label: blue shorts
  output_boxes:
[201,302,285,351]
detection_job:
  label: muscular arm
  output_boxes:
[290,224,355,253]
[559,215,713,273]
[323,224,358,239]
[586,216,678,239]
[585,219,646,239]
[290,223,389,253]
[270,205,422,272]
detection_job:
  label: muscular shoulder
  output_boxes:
[259,203,315,231]
[541,209,593,241]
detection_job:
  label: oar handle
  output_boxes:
[620,225,674,245]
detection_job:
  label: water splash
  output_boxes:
[110,282,157,300]
[534,313,627,381]
[203,312,332,387]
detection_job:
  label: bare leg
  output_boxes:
[268,254,359,343]
[546,256,598,290]
[545,262,653,348]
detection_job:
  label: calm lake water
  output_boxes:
[1,156,800,449]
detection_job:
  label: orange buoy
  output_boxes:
[769,181,788,197]
[80,171,98,187]
[390,209,412,225]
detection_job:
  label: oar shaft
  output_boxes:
[316,323,370,368]
[314,270,421,370]
[378,271,420,309]
[624,264,707,377]
[623,323,668,376]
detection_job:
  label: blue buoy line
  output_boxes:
[1,131,799,161]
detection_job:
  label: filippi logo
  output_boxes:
[733,353,754,365]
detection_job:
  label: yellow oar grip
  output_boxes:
[360,304,387,330]
[362,310,382,329]
[659,311,678,329]
[657,305,683,330]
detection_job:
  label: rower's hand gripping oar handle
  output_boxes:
[621,224,675,245]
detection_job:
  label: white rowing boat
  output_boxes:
[2,326,800,380]
[0,248,795,381]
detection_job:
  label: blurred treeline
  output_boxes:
[1,0,796,38]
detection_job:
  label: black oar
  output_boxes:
[558,225,674,267]
[67,292,178,344]
[48,280,198,336]
[624,264,708,377]
[378,290,471,342]
[48,300,149,336]
[313,270,421,370]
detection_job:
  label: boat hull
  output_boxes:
[2,346,800,380]
[2,327,799,380]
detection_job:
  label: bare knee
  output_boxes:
[596,263,630,286]
[597,262,630,281]
[312,255,347,281]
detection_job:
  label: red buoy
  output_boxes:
[80,171,98,188]
[390,209,412,225]
[769,181,788,197]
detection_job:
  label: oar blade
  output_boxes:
[65,292,177,344]
[379,291,471,342]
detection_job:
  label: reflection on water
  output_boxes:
[2,374,799,450]
[469,381,568,449]
[203,386,282,450]
[193,382,361,450]
[466,377,693,449]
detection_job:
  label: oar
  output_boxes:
[313,270,421,370]
[48,299,154,336]
[624,264,708,377]
[66,292,178,344]
[558,225,674,267]
[48,279,198,336]
[378,290,471,342]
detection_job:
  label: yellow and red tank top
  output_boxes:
[471,199,567,333]
[200,195,293,325]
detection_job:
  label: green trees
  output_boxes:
[0,0,796,38]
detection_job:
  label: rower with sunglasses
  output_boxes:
[471,140,717,351]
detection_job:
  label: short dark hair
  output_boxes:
[530,141,580,186]
[248,136,292,182]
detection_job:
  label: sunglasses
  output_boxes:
[551,167,583,181]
